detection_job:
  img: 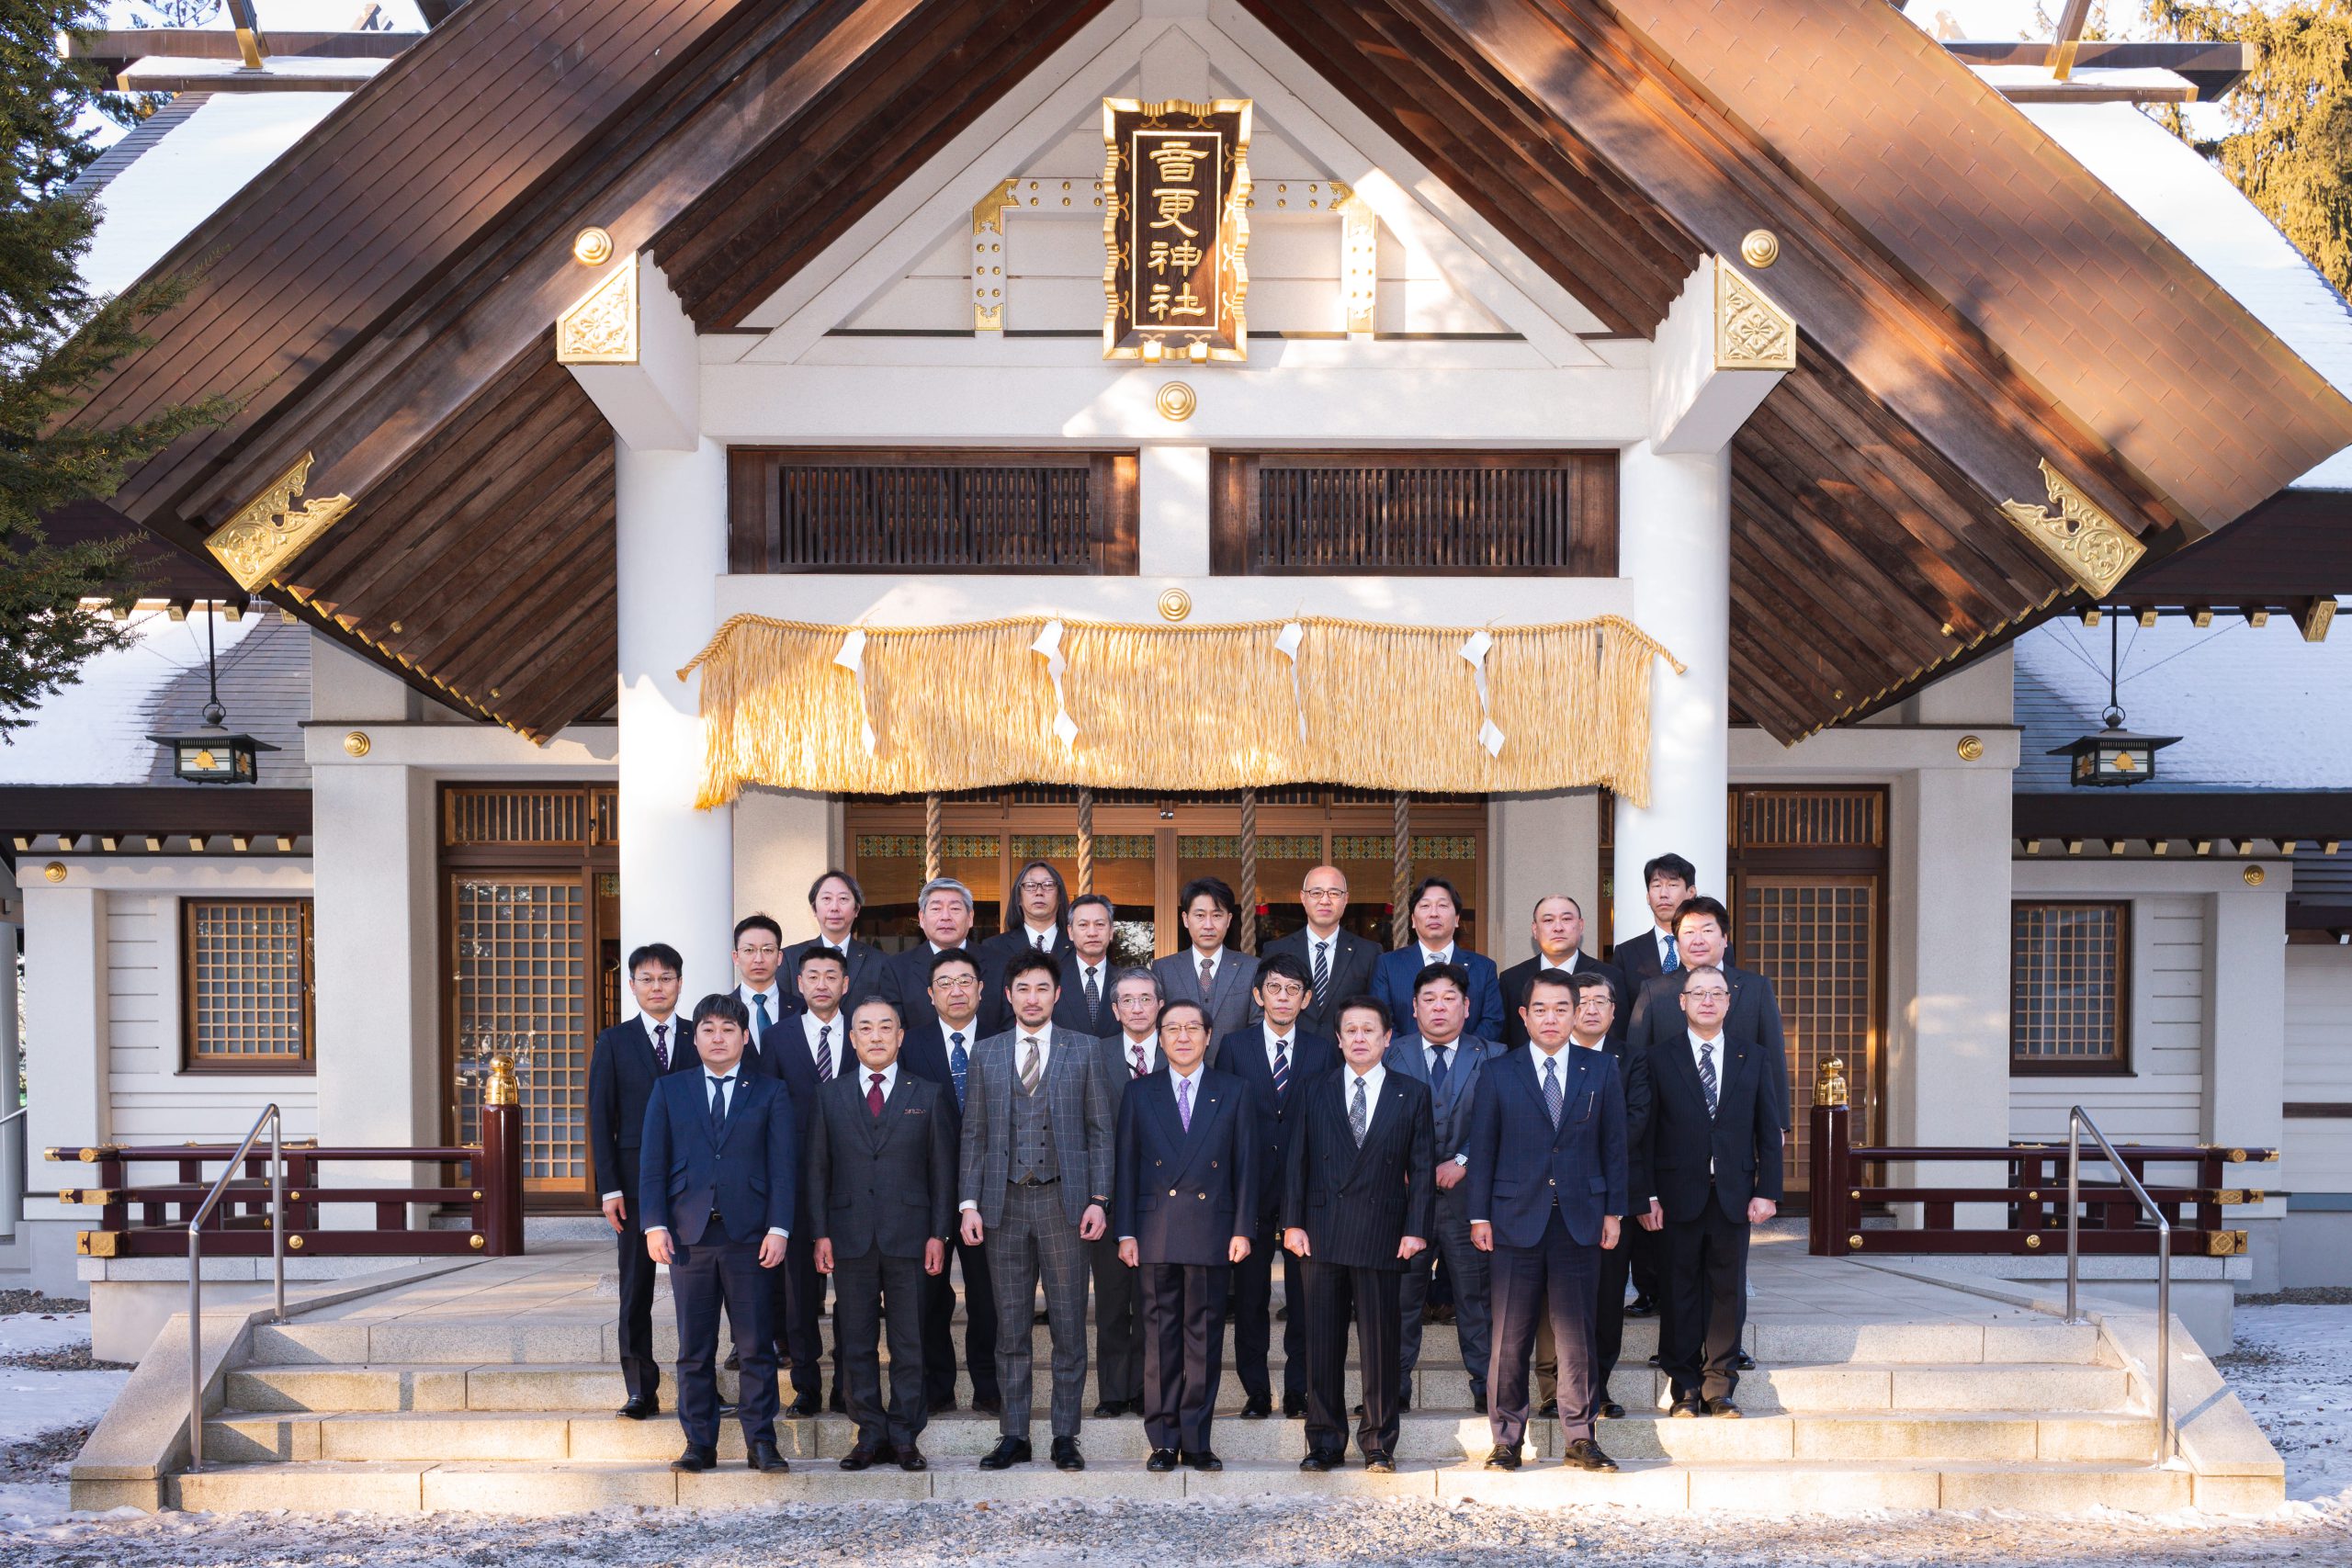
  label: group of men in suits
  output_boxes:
[584,850,1789,1473]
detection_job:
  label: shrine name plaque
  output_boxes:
[1101,97,1252,364]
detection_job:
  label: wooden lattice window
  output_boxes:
[1736,877,1874,1181]
[2011,901,2131,1073]
[1210,451,1617,575]
[183,898,313,1070]
[450,878,590,1182]
[729,449,1139,573]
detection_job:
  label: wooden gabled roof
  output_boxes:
[62,0,2352,743]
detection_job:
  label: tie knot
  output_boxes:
[951,1032,965,1047]
[869,1072,883,1086]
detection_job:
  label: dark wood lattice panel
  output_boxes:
[1210,451,1617,575]
[444,786,622,849]
[2011,901,2129,1069]
[1737,875,1878,1190]
[1736,788,1885,850]
[184,898,312,1066]
[449,878,589,1184]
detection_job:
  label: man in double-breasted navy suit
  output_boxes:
[1283,995,1435,1472]
[1115,998,1256,1472]
[1468,967,1627,1473]
[640,992,798,1474]
[588,942,696,1419]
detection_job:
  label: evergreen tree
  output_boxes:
[0,0,231,739]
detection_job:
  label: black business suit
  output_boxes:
[900,1016,999,1410]
[1219,1022,1334,1409]
[1641,1025,1783,1404]
[772,1010,858,1405]
[879,943,996,1049]
[780,935,888,1017]
[1054,950,1119,1039]
[587,1014,696,1404]
[1628,964,1791,1134]
[732,983,793,1080]
[1608,928,1671,991]
[1498,953,1629,1050]
[805,1065,956,1452]
[1284,1066,1435,1463]
[1090,1032,1157,1412]
[1261,926,1382,1041]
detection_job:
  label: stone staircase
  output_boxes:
[169,1300,2235,1513]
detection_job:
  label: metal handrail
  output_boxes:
[187,1104,283,1473]
[2067,1105,2172,1467]
[0,1103,25,1242]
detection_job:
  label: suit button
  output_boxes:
[1168,1189,1178,1197]
[1548,1178,1556,1186]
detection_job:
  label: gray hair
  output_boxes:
[1111,966,1161,1001]
[917,876,975,913]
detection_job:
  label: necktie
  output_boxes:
[1543,1055,1562,1127]
[1272,1038,1290,1101]
[1699,1042,1719,1117]
[867,1071,886,1119]
[1084,965,1102,1022]
[752,991,773,1043]
[652,1022,669,1073]
[1199,954,1214,996]
[1178,1076,1193,1132]
[708,1074,735,1138]
[1312,941,1330,997]
[1131,1042,1148,1079]
[1349,1076,1370,1146]
[949,1032,968,1111]
[816,1022,833,1081]
[1035,931,1048,952]
[1662,934,1679,974]
[1020,1036,1044,1095]
[1429,1041,1452,1100]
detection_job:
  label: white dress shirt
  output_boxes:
[1260,1021,1295,1076]
[644,1067,787,1238]
[602,1012,684,1201]
[1121,1032,1160,1077]
[738,984,785,1044]
[1012,1028,1054,1079]
[858,1061,900,1102]
[1419,942,1457,967]
[1191,946,1224,990]
[1340,1060,1386,1134]
[1022,922,1058,952]
[1687,1026,1726,1175]
[799,1009,843,1074]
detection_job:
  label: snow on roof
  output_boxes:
[2019,102,2352,491]
[2014,615,2352,794]
[76,91,348,299]
[0,611,311,788]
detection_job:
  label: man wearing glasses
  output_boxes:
[1263,865,1381,1041]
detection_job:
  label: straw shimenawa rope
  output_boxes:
[678,613,1684,810]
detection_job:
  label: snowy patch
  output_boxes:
[2218,1302,2352,1507]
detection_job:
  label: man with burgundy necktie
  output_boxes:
[588,942,696,1420]
[1087,967,1164,1416]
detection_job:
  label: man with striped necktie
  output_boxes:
[1087,967,1166,1417]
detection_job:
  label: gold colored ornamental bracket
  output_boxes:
[204,453,354,592]
[1335,180,1377,335]
[1714,260,1795,371]
[557,252,639,365]
[973,179,1018,333]
[1998,460,2148,598]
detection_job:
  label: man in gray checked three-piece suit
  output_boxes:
[958,947,1116,1472]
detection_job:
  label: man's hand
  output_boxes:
[1397,1235,1427,1261]
[1227,1235,1251,1264]
[1747,1197,1778,1224]
[1639,1199,1664,1233]
[960,1211,986,1247]
[1470,1221,1494,1253]
[758,1235,786,1269]
[813,1238,834,1275]
[1434,1161,1465,1191]
[1118,1238,1139,1268]
[922,1238,945,1277]
[1080,1203,1108,1242]
[1283,1226,1311,1258]
[601,1196,627,1235]
[646,1229,673,1266]
[1601,1214,1622,1251]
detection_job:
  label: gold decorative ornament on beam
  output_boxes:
[204,453,354,592]
[1714,261,1795,370]
[1997,460,2147,597]
[1739,229,1780,268]
[1155,381,1197,422]
[42,863,65,884]
[1956,735,1984,761]
[972,178,1018,333]
[571,226,614,266]
[342,730,371,757]
[1158,588,1193,622]
[1334,180,1377,333]
[556,251,638,365]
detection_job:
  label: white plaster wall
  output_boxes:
[732,789,841,957]
[2283,944,2352,1195]
[1488,790,1601,967]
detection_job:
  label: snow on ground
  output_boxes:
[0,1312,92,1361]
[2218,1302,2352,1507]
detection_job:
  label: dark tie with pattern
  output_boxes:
[1084,965,1102,1025]
[1178,1075,1193,1133]
[867,1071,886,1119]
[752,992,773,1043]
[949,1032,968,1111]
[1543,1055,1563,1127]
[1131,1042,1148,1079]
[1429,1041,1452,1100]
[1350,1076,1370,1146]
[652,1022,669,1073]
[816,1022,833,1081]
[1199,955,1214,998]
[1699,1042,1719,1117]
[1272,1038,1290,1102]
[707,1074,734,1138]
[1312,940,1330,998]
[1662,934,1679,974]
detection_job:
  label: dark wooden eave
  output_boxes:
[0,786,313,840]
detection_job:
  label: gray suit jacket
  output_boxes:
[958,1025,1115,1230]
[1151,948,1259,1040]
[1385,1031,1504,1168]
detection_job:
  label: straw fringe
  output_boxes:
[678,613,1684,810]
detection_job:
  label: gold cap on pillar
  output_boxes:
[484,1053,522,1108]
[1815,1057,1849,1107]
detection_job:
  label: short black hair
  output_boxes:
[796,944,848,976]
[1412,959,1471,998]
[807,868,865,910]
[1156,998,1208,1033]
[1643,853,1698,888]
[1179,875,1238,918]
[1410,875,1462,915]
[691,992,751,1032]
[1523,966,1581,1003]
[732,914,784,946]
[1001,947,1061,987]
[626,942,683,977]
[1068,892,1114,921]
[927,946,980,983]
[1337,993,1393,1033]
[1566,970,1613,1004]
[1672,895,1731,936]
[850,994,903,1026]
[1254,951,1311,991]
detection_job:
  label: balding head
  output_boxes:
[1300,864,1350,937]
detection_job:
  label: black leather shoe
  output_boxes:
[1427,1303,1456,1325]
[1298,1451,1340,1472]
[1182,1449,1222,1472]
[1239,1395,1272,1419]
[1563,1438,1618,1472]
[1472,1393,1487,1416]
[1646,1352,1661,1366]
[898,1445,927,1472]
[1397,1393,1412,1414]
[1669,1397,1705,1418]
[724,1350,741,1371]
[1484,1444,1521,1471]
[839,1440,892,1471]
[785,1393,822,1419]
[927,1394,957,1415]
[1734,1351,1757,1371]
[1146,1448,1179,1472]
[1051,1437,1085,1472]
[1598,1400,1625,1420]
[749,1440,792,1473]
[1705,1396,1743,1419]
[1282,1394,1307,1419]
[1093,1402,1124,1419]
[1351,1402,1364,1416]
[616,1396,657,1420]
[1362,1453,1396,1474]
[977,1437,1032,1470]
[717,1402,740,1420]
[1624,1294,1657,1318]
[1124,1397,1146,1416]
[671,1444,718,1472]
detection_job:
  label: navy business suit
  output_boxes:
[771,1012,857,1406]
[899,1015,999,1411]
[1055,950,1119,1039]
[1115,1064,1256,1455]
[1261,925,1382,1041]
[639,1066,797,1451]
[587,1015,696,1404]
[1466,1043,1627,1448]
[1499,953,1629,1050]
[1221,1022,1335,1409]
[1386,1030,1505,1405]
[1372,945,1505,1043]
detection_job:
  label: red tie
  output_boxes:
[867,1072,886,1118]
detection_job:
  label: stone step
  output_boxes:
[166,1456,2274,1517]
[222,1359,2131,1418]
[202,1405,2158,1467]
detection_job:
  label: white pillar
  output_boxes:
[1613,442,1730,936]
[617,436,736,980]
[1136,445,1211,577]
[311,763,437,1147]
[2207,874,2289,1291]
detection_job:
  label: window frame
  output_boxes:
[2008,898,2132,1077]
[180,896,316,1074]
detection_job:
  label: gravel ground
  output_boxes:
[0,1293,84,1318]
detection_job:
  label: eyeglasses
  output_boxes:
[1017,877,1058,892]
[1682,987,1731,1001]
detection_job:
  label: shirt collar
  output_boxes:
[1420,942,1454,964]
[643,1013,676,1040]
[705,1066,739,1085]
[1263,1021,1294,1045]
[862,1061,899,1092]
[1689,1026,1724,1050]
[942,1019,976,1043]
[1570,1032,1608,1051]
[1169,1059,1204,1083]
